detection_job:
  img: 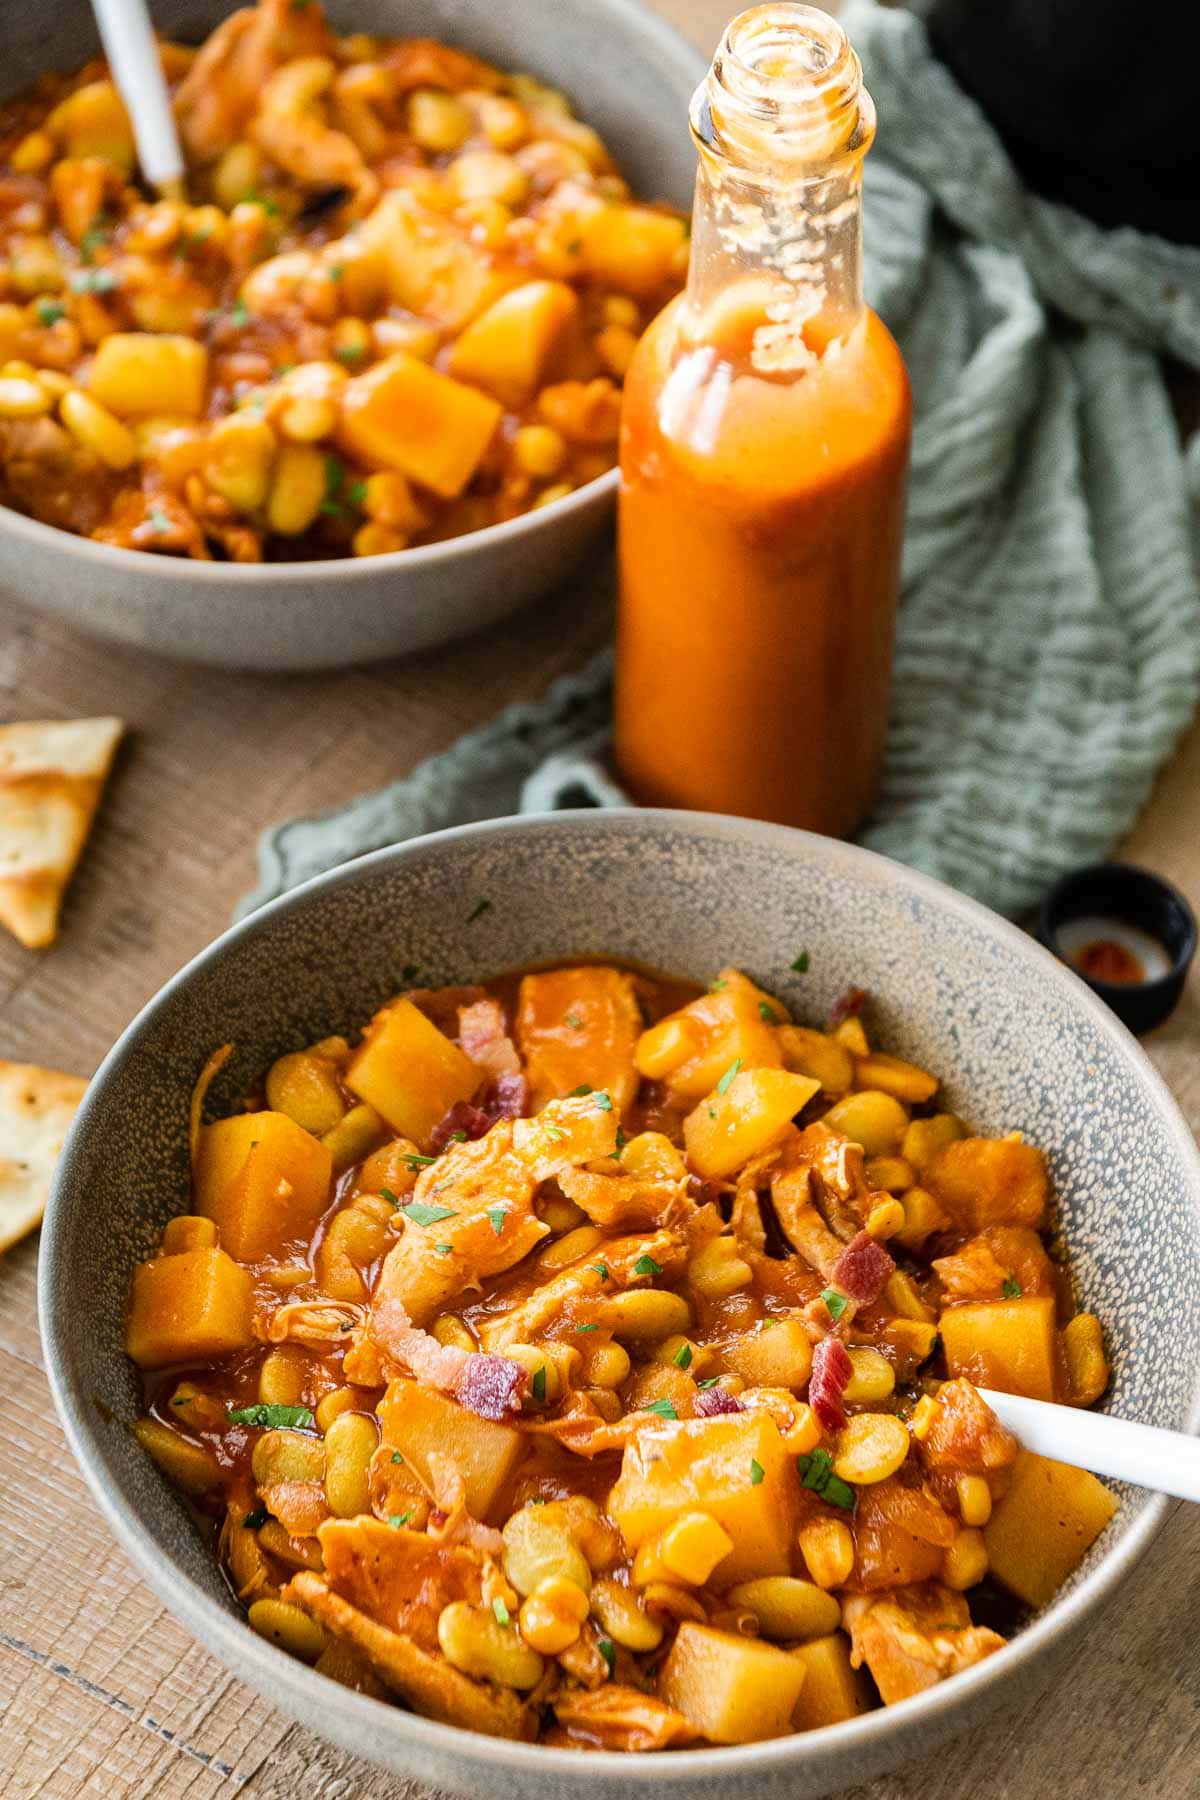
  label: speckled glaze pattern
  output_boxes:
[0,0,701,672]
[40,813,1200,1800]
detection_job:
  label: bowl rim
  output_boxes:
[0,0,703,590]
[39,809,1200,1787]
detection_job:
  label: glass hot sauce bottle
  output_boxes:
[614,4,911,836]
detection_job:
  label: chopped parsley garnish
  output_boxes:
[641,1397,677,1420]
[146,507,172,535]
[593,1092,614,1112]
[402,1153,438,1171]
[69,268,117,294]
[568,1083,594,1097]
[347,479,368,504]
[672,1342,693,1370]
[487,1208,508,1236]
[696,1377,721,1389]
[633,1254,662,1277]
[227,1403,314,1430]
[565,1011,582,1029]
[791,951,811,973]
[380,1186,400,1206]
[389,1512,411,1529]
[597,1636,615,1673]
[466,898,492,923]
[492,1597,511,1626]
[531,1366,547,1403]
[399,1199,457,1226]
[708,1106,716,1120]
[590,1263,609,1281]
[244,1506,270,1530]
[229,298,251,328]
[1002,1275,1023,1298]
[710,977,728,991]
[528,1496,547,1506]
[716,1057,742,1096]
[575,1322,598,1332]
[79,216,113,263]
[36,298,65,326]
[749,1458,764,1486]
[391,1451,404,1464]
[612,1126,627,1154]
[335,341,366,364]
[327,264,344,282]
[797,1448,856,1512]
[242,189,281,215]
[544,1124,565,1142]
[820,1287,848,1322]
[758,1001,779,1023]
[434,1243,453,1256]
[449,1129,468,1143]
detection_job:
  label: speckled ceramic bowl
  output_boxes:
[40,812,1200,1798]
[0,0,701,671]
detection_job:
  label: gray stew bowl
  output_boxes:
[0,0,701,671]
[41,812,1200,1798]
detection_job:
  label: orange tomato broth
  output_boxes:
[126,961,1114,1751]
[615,289,911,835]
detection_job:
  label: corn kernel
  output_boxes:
[833,1412,909,1485]
[843,1346,896,1405]
[956,1474,993,1528]
[943,1527,989,1591]
[687,1236,753,1299]
[213,142,262,212]
[371,316,440,362]
[11,130,54,173]
[885,1269,936,1322]
[362,469,423,531]
[352,521,408,557]
[779,1399,822,1457]
[35,369,73,398]
[536,1224,604,1271]
[910,1394,940,1441]
[532,480,574,509]
[431,1314,474,1352]
[583,1340,631,1388]
[0,375,51,418]
[258,1347,306,1407]
[506,1342,561,1405]
[602,294,641,330]
[408,89,471,152]
[606,1287,690,1344]
[658,1512,734,1586]
[1062,1312,1109,1406]
[865,1198,906,1240]
[512,424,566,480]
[595,323,638,377]
[798,1518,855,1590]
[267,443,326,535]
[248,1597,326,1663]
[478,95,528,149]
[332,316,372,369]
[518,1575,590,1654]
[864,1155,916,1194]
[590,1577,664,1651]
[314,1386,359,1432]
[204,412,277,512]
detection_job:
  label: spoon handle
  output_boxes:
[978,1388,1200,1503]
[91,0,185,195]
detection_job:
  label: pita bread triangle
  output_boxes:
[0,1057,87,1253]
[0,716,123,948]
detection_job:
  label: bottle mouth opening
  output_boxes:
[693,2,874,170]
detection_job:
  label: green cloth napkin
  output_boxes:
[241,0,1200,922]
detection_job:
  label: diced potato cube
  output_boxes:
[790,1633,874,1730]
[930,1136,1050,1231]
[725,1318,813,1389]
[46,80,135,170]
[194,1110,333,1262]
[661,1623,807,1743]
[361,190,516,329]
[853,1052,938,1105]
[338,352,501,498]
[822,1089,909,1157]
[346,996,480,1145]
[580,205,688,295]
[447,280,579,407]
[515,965,641,1112]
[777,1025,854,1096]
[635,969,783,1101]
[940,1295,1059,1401]
[684,1068,819,1180]
[378,1376,522,1520]
[608,1412,797,1585]
[89,334,208,417]
[125,1244,254,1368]
[984,1450,1118,1608]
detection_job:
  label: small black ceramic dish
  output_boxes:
[1038,863,1198,1035]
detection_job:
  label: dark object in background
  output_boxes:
[926,0,1200,244]
[1038,863,1197,1034]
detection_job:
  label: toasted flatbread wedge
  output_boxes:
[0,716,123,948]
[0,1058,88,1253]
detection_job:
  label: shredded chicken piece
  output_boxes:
[511,1094,622,1179]
[425,1453,505,1555]
[371,1123,546,1325]
[174,0,335,159]
[553,1686,697,1751]
[556,1165,694,1231]
[262,1300,365,1344]
[769,1163,843,1282]
[368,1297,525,1420]
[260,1479,329,1539]
[842,1584,1005,1705]
[933,1226,1055,1302]
[918,1378,1018,1510]
[288,1571,533,1738]
[381,38,503,93]
[475,1228,685,1350]
[316,1515,486,1647]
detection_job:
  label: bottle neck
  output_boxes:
[683,4,874,369]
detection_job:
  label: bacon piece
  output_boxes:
[832,1231,895,1305]
[827,987,869,1030]
[370,1298,526,1421]
[695,1386,744,1417]
[810,1335,853,1432]
[485,1071,528,1119]
[430,1100,492,1152]
[458,998,521,1077]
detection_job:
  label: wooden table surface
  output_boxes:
[4,2,1200,1794]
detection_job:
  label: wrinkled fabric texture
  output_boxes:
[241,0,1200,923]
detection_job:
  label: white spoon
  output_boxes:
[89,0,185,198]
[979,1388,1200,1504]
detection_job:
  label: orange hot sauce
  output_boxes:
[615,4,911,837]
